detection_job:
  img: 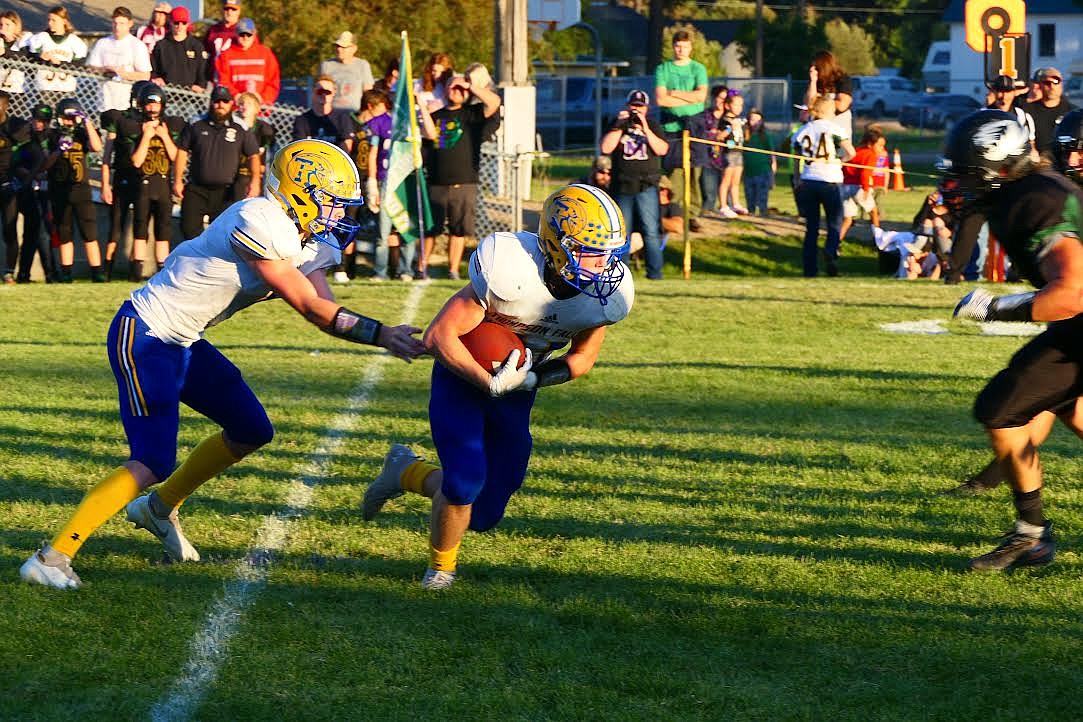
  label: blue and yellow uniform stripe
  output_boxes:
[115,316,148,416]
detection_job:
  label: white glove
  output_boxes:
[953,288,994,321]
[488,348,535,397]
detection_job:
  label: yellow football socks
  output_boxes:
[51,466,141,557]
[401,461,439,495]
[156,431,242,509]
[430,541,461,573]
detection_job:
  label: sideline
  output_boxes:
[150,283,426,722]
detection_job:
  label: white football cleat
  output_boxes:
[20,545,82,590]
[362,443,418,521]
[421,567,456,590]
[125,495,200,562]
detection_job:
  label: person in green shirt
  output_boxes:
[741,107,776,216]
[654,30,708,227]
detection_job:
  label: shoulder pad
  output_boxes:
[469,232,540,304]
[229,198,302,260]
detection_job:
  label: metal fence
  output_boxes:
[2,54,521,250]
[535,74,792,150]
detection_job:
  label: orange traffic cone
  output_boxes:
[891,148,909,191]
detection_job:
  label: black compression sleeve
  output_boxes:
[330,307,383,345]
[533,357,572,388]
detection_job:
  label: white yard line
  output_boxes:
[150,285,425,722]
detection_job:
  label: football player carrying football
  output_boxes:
[362,183,635,589]
[20,139,425,589]
[943,109,1083,572]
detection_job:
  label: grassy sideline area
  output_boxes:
[3,217,1083,719]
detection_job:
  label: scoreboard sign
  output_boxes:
[965,0,1026,52]
[984,33,1031,89]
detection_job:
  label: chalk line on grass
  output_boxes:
[150,284,424,722]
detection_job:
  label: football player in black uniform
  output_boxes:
[42,98,105,281]
[944,109,1083,571]
[952,108,1083,498]
[105,82,182,281]
[102,81,155,281]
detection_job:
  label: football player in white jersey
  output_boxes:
[20,139,425,589]
[362,183,635,589]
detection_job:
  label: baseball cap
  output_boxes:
[210,85,233,102]
[32,104,53,121]
[154,2,172,13]
[112,6,133,19]
[1036,67,1063,82]
[236,17,256,34]
[223,0,241,7]
[170,6,190,22]
[592,155,612,172]
[987,74,1015,92]
[627,89,649,106]
[334,31,355,48]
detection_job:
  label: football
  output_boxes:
[460,321,526,373]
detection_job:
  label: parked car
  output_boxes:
[535,75,624,149]
[851,75,921,117]
[898,93,982,130]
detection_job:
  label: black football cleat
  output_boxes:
[969,522,1055,572]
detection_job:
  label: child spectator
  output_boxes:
[840,124,885,241]
[741,107,775,216]
[717,90,746,217]
[872,192,954,279]
[698,84,727,218]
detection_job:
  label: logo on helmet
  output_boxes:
[973,119,1028,163]
[549,197,587,240]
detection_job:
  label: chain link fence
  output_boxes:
[535,74,792,150]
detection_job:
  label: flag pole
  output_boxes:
[402,30,428,277]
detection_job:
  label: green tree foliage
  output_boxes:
[824,18,877,76]
[661,23,725,77]
[242,0,495,81]
[734,12,828,78]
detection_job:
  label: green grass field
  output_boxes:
[4,229,1083,720]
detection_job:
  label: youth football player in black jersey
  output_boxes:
[942,109,1083,572]
[42,98,105,281]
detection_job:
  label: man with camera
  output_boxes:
[600,89,670,280]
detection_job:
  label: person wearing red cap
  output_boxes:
[214,17,280,105]
[150,6,209,92]
[205,0,242,63]
[137,2,171,56]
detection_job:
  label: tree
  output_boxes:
[824,18,877,76]
[734,12,828,79]
[244,0,495,82]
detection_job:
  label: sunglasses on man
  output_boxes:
[1042,77,1062,86]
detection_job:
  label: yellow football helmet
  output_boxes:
[265,138,364,249]
[538,183,627,300]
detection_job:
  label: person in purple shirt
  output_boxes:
[359,88,410,281]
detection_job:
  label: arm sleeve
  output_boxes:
[177,123,193,150]
[133,41,152,73]
[86,39,103,67]
[241,126,258,155]
[467,235,497,310]
[694,63,708,88]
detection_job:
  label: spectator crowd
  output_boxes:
[0,2,503,284]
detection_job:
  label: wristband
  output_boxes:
[532,357,572,388]
[330,307,382,345]
[990,292,1036,322]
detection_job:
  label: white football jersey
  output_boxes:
[792,118,851,184]
[469,231,634,357]
[130,197,340,346]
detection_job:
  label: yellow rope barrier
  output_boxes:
[687,135,940,179]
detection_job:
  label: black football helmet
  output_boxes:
[55,97,82,120]
[32,103,53,122]
[129,79,156,108]
[1053,108,1083,184]
[135,82,165,119]
[936,109,1032,210]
